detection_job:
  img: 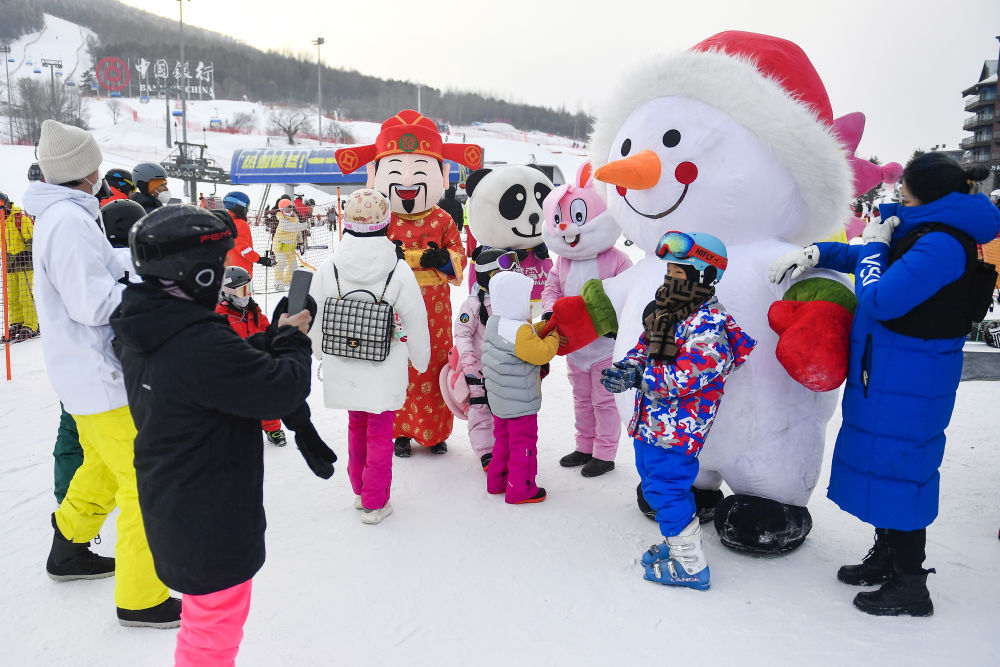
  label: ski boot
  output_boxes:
[642,518,710,591]
[265,429,287,447]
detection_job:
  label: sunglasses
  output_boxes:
[476,250,520,273]
[655,231,728,271]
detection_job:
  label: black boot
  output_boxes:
[393,437,411,458]
[559,450,592,468]
[429,441,448,455]
[636,483,657,521]
[480,452,492,470]
[581,458,614,477]
[838,529,893,586]
[46,514,115,582]
[117,596,183,628]
[692,487,725,524]
[853,567,935,617]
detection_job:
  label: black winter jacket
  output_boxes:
[110,284,312,595]
[129,191,163,214]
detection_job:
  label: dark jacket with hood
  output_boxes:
[815,192,1000,530]
[110,283,312,595]
[129,190,163,214]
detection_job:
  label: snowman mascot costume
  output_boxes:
[547,31,857,554]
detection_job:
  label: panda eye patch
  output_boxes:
[499,184,528,221]
[534,183,551,204]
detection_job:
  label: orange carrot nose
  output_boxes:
[595,150,661,190]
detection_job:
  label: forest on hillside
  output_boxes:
[3,0,591,139]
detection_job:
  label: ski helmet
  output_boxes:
[0,192,10,213]
[132,162,168,195]
[130,205,236,307]
[101,199,146,248]
[27,163,44,182]
[105,168,135,194]
[220,265,253,306]
[223,191,251,213]
[655,231,728,285]
[473,248,520,291]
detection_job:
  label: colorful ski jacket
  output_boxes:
[622,297,755,452]
[816,192,1000,530]
[216,300,269,339]
[226,211,261,275]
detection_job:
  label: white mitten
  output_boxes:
[861,215,900,245]
[768,244,820,283]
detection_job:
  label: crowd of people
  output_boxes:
[3,112,999,666]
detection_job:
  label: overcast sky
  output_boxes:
[123,0,1000,164]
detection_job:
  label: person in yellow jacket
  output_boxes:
[23,120,179,628]
[271,197,309,290]
[2,193,39,341]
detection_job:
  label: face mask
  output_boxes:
[85,175,103,197]
[157,189,173,205]
[230,294,250,308]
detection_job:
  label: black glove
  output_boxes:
[532,244,549,261]
[271,294,318,332]
[283,403,337,479]
[541,311,553,322]
[393,239,406,261]
[419,241,451,268]
[257,255,276,267]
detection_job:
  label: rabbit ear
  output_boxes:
[577,162,594,188]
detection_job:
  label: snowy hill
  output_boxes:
[3,13,96,88]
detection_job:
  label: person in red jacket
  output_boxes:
[223,191,275,276]
[216,265,287,446]
[99,168,136,207]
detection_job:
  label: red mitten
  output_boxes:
[544,296,598,355]
[768,300,853,392]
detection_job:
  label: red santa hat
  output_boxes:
[590,31,851,245]
[335,109,483,174]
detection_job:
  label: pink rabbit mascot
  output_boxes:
[541,162,632,478]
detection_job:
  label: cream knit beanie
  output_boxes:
[37,119,103,185]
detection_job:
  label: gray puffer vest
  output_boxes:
[482,318,541,419]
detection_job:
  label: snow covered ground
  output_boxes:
[2,13,999,666]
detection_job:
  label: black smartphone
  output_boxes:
[286,270,313,315]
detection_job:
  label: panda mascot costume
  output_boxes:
[465,165,555,318]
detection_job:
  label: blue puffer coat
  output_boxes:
[815,192,1000,530]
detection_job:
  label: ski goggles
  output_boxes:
[655,231,728,271]
[475,250,520,273]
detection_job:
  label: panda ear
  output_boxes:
[465,169,491,198]
[470,245,484,262]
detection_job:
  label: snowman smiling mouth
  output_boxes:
[617,161,699,220]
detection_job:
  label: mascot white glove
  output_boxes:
[768,244,820,283]
[861,215,900,246]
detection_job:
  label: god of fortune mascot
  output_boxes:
[546,32,859,555]
[335,110,483,457]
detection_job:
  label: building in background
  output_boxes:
[961,47,999,192]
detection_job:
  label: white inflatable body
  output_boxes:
[596,96,848,506]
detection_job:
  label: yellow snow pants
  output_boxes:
[54,405,169,611]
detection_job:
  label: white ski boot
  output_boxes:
[643,518,710,590]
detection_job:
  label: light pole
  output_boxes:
[178,0,192,201]
[312,37,324,145]
[1,44,13,144]
[416,84,421,114]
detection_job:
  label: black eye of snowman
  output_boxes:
[662,130,681,148]
[499,184,528,221]
[620,138,632,156]
[570,198,587,224]
[534,182,551,205]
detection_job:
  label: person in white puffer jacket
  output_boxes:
[308,189,429,524]
[23,119,176,627]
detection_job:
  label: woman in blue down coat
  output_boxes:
[770,153,1000,618]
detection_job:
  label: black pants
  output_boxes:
[884,528,927,573]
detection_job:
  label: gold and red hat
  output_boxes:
[335,109,483,174]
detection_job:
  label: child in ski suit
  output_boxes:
[482,271,560,504]
[216,265,288,447]
[308,189,430,524]
[453,248,522,470]
[272,197,309,290]
[601,232,755,590]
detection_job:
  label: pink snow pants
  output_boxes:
[466,399,494,458]
[348,410,394,510]
[487,414,539,503]
[175,579,252,667]
[567,357,621,462]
